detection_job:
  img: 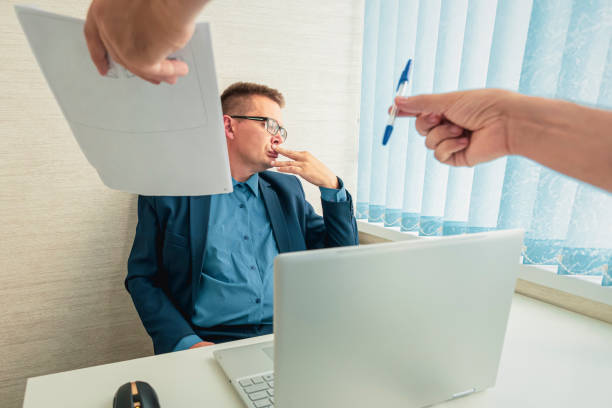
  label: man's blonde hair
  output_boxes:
[221,82,285,115]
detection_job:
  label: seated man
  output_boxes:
[127,82,358,354]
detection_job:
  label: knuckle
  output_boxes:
[424,136,435,150]
[415,120,427,136]
[434,148,444,162]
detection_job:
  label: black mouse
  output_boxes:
[113,381,161,408]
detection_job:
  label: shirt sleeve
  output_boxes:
[319,177,347,202]
[173,334,204,352]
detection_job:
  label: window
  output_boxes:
[356,0,612,287]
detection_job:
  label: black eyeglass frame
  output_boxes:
[229,115,288,142]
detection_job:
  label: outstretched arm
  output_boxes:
[395,89,612,192]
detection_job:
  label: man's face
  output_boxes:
[226,95,285,173]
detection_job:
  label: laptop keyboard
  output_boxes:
[238,373,274,407]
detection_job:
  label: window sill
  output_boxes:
[357,220,612,324]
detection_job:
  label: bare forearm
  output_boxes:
[509,94,612,192]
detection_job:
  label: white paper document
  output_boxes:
[16,5,232,196]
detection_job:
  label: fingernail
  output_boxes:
[459,137,469,145]
[395,97,418,113]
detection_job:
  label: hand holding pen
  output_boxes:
[394,89,513,166]
[382,59,412,145]
[389,79,612,192]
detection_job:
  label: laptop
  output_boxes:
[214,229,523,408]
[15,5,232,196]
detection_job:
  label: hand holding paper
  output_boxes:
[84,0,210,84]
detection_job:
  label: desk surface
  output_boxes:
[23,294,612,408]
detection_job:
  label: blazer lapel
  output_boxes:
[259,177,291,253]
[189,195,211,305]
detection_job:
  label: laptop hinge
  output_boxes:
[452,388,476,399]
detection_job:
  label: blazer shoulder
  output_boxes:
[139,195,190,207]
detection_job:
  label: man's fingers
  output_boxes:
[273,146,301,160]
[395,94,442,116]
[97,28,126,68]
[83,16,109,75]
[136,59,189,84]
[189,341,215,349]
[97,25,167,85]
[85,18,180,84]
[434,137,470,165]
[424,123,465,149]
[276,166,302,175]
[272,160,300,168]
[415,113,443,136]
[395,93,454,116]
[159,59,189,78]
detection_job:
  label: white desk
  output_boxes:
[23,294,612,408]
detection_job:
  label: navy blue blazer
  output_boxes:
[126,171,358,354]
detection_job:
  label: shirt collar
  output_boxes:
[232,173,259,197]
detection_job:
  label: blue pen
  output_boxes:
[382,59,412,146]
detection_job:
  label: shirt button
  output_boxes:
[243,235,249,240]
[255,298,261,304]
[239,204,245,209]
[250,266,256,270]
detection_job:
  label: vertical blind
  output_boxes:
[357,0,612,286]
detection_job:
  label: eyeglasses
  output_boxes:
[230,116,288,142]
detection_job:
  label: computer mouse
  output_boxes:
[113,381,161,408]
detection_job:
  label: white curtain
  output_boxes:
[357,0,612,286]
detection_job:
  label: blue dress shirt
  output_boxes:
[174,174,346,351]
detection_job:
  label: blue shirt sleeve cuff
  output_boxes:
[173,334,203,352]
[319,178,347,202]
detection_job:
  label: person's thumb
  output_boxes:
[395,92,461,117]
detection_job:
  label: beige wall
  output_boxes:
[0,1,363,406]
